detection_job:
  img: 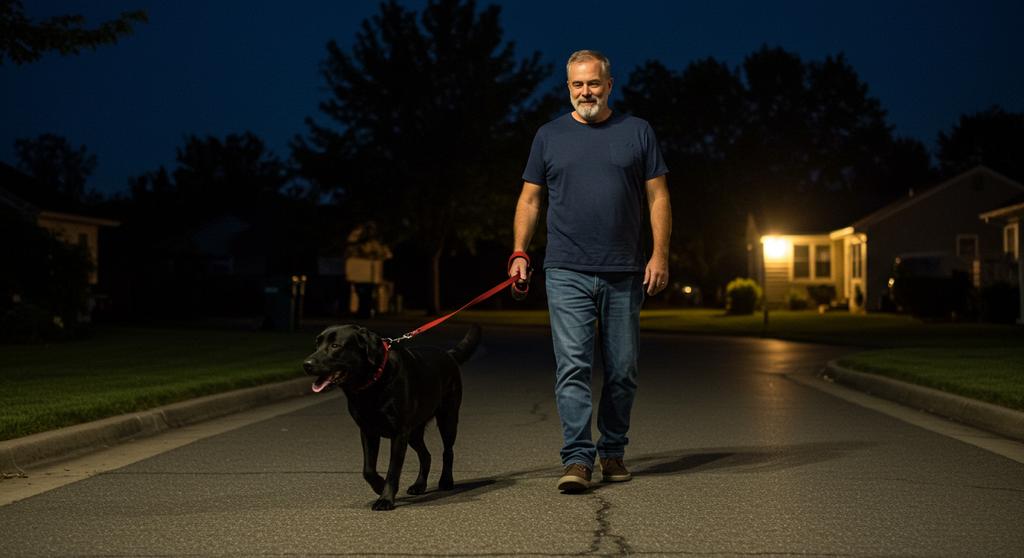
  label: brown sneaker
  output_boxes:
[557,463,592,493]
[599,457,632,482]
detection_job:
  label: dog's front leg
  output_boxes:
[372,433,409,511]
[360,431,385,495]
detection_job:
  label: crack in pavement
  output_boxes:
[512,399,550,427]
[582,492,632,556]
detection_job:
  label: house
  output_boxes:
[751,166,1024,312]
[979,196,1024,324]
[0,163,119,286]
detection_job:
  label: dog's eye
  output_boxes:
[330,343,341,349]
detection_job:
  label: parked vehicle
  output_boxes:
[885,252,973,319]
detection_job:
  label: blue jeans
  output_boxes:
[545,268,644,468]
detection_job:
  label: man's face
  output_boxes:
[567,59,612,123]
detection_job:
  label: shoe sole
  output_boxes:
[601,474,632,482]
[557,474,591,493]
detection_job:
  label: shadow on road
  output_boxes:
[395,440,874,507]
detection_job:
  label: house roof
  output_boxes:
[979,193,1024,221]
[851,166,1024,230]
[750,205,852,238]
[0,162,118,223]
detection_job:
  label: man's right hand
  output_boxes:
[508,251,531,301]
[509,256,530,283]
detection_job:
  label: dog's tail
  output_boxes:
[447,324,482,364]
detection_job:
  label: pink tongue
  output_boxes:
[312,377,332,393]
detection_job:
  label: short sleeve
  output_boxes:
[522,131,548,186]
[642,122,669,180]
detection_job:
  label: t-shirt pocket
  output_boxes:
[607,141,637,168]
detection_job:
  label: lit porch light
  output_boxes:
[761,235,790,261]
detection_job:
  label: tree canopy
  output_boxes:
[620,46,936,300]
[13,133,98,206]
[293,0,554,312]
[938,105,1024,184]
[0,0,146,65]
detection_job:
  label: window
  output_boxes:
[793,244,810,278]
[956,234,978,260]
[815,245,831,278]
[1005,224,1019,260]
[851,243,863,279]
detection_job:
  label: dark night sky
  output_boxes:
[2,0,1022,196]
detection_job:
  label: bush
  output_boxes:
[0,208,93,342]
[0,301,67,343]
[805,284,836,306]
[787,288,810,310]
[980,282,1019,324]
[725,277,762,315]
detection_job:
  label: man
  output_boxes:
[509,50,671,493]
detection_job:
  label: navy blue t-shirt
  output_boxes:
[523,112,669,272]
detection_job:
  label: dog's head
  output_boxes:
[302,324,385,393]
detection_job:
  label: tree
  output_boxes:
[14,133,97,205]
[620,46,933,302]
[0,0,146,65]
[172,132,289,221]
[938,106,1024,183]
[1,205,93,342]
[293,0,552,314]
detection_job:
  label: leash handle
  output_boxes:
[508,251,531,301]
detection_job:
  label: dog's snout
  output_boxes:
[303,360,315,374]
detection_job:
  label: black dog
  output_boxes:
[302,324,480,511]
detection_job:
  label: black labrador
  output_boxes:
[302,324,480,511]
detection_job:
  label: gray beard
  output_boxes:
[573,99,602,121]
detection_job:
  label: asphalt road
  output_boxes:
[2,326,1023,557]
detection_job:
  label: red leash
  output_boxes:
[385,273,522,345]
[353,264,529,392]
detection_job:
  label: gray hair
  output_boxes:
[566,50,611,80]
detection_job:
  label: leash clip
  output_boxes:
[384,332,415,345]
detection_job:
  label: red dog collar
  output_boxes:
[355,340,390,392]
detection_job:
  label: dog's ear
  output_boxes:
[356,327,382,364]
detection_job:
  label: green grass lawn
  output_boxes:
[0,326,309,441]
[835,347,1024,411]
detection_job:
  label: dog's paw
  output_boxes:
[406,483,427,495]
[438,477,455,491]
[371,498,396,511]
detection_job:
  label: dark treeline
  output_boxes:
[5,0,1024,325]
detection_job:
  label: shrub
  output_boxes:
[805,284,836,306]
[980,282,1019,324]
[0,208,93,342]
[787,288,810,310]
[725,277,761,315]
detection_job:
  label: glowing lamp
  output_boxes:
[761,236,790,261]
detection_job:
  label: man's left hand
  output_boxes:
[644,257,669,296]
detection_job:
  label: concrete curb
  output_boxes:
[0,377,312,475]
[823,361,1024,443]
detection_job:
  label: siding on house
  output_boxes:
[853,167,1024,310]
